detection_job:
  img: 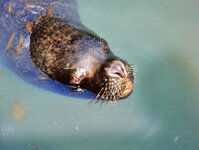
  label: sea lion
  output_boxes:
[30,16,134,100]
[0,0,134,101]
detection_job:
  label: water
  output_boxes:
[0,0,199,149]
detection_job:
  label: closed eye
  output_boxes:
[114,72,124,78]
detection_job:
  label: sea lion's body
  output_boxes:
[0,0,134,101]
[30,16,113,94]
[30,16,108,84]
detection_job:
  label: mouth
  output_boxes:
[119,78,133,99]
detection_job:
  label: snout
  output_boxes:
[119,78,133,99]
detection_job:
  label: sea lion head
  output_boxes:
[95,58,134,101]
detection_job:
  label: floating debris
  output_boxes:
[46,7,53,16]
[174,136,179,142]
[8,5,12,13]
[75,126,79,130]
[160,6,164,10]
[53,121,58,125]
[10,99,26,120]
[6,32,15,51]
[0,124,14,136]
[38,75,48,80]
[15,71,24,76]
[16,34,24,56]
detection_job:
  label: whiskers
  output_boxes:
[122,57,136,77]
[94,78,126,103]
[89,60,135,104]
[127,63,135,80]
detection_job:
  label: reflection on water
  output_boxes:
[0,0,199,149]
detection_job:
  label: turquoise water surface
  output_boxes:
[0,0,199,149]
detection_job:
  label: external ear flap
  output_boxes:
[70,67,86,85]
[106,60,127,78]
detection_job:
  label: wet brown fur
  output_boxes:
[29,16,134,100]
[30,16,110,85]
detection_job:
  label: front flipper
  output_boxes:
[69,67,87,85]
[67,67,87,93]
